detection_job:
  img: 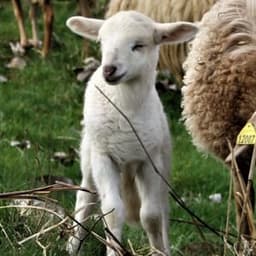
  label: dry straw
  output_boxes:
[1,103,256,255]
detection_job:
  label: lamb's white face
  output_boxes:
[66,11,198,85]
[98,13,157,84]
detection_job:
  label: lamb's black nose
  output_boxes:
[103,65,117,80]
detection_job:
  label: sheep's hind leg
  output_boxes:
[42,0,53,57]
[12,0,28,47]
[91,151,125,256]
[136,156,170,256]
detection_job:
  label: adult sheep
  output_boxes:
[106,0,216,85]
[66,10,197,256]
[182,0,256,237]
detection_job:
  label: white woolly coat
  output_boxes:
[82,67,171,167]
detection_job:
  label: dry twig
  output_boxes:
[0,181,96,200]
[18,216,69,245]
[238,143,256,239]
[0,222,15,250]
[223,146,234,256]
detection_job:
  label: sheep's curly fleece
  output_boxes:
[182,0,256,161]
[106,0,216,85]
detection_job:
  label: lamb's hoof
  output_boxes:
[66,236,81,255]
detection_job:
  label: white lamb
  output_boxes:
[66,11,197,256]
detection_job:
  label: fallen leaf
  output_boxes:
[52,148,77,166]
[9,42,25,56]
[209,193,222,203]
[10,140,31,150]
[6,56,26,70]
[0,75,7,83]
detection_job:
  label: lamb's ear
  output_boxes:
[154,22,198,45]
[66,16,104,41]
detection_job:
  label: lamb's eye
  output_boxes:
[132,44,144,51]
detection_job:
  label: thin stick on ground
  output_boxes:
[227,140,256,254]
[18,216,69,245]
[169,218,238,239]
[224,142,234,256]
[127,239,137,256]
[0,204,65,221]
[0,222,15,251]
[238,143,256,242]
[36,237,50,256]
[0,182,96,199]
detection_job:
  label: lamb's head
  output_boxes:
[66,11,198,85]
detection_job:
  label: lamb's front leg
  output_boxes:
[91,150,125,256]
[67,140,97,255]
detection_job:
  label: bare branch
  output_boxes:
[0,222,15,250]
[238,143,256,239]
[224,146,234,256]
[18,216,69,245]
[0,182,96,200]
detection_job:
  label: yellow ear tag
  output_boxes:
[236,122,256,145]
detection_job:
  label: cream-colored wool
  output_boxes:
[182,0,256,236]
[106,0,216,85]
[182,0,256,160]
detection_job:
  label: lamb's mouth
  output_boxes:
[106,72,126,85]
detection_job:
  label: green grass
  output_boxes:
[0,2,237,255]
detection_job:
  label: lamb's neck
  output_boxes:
[117,73,156,113]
